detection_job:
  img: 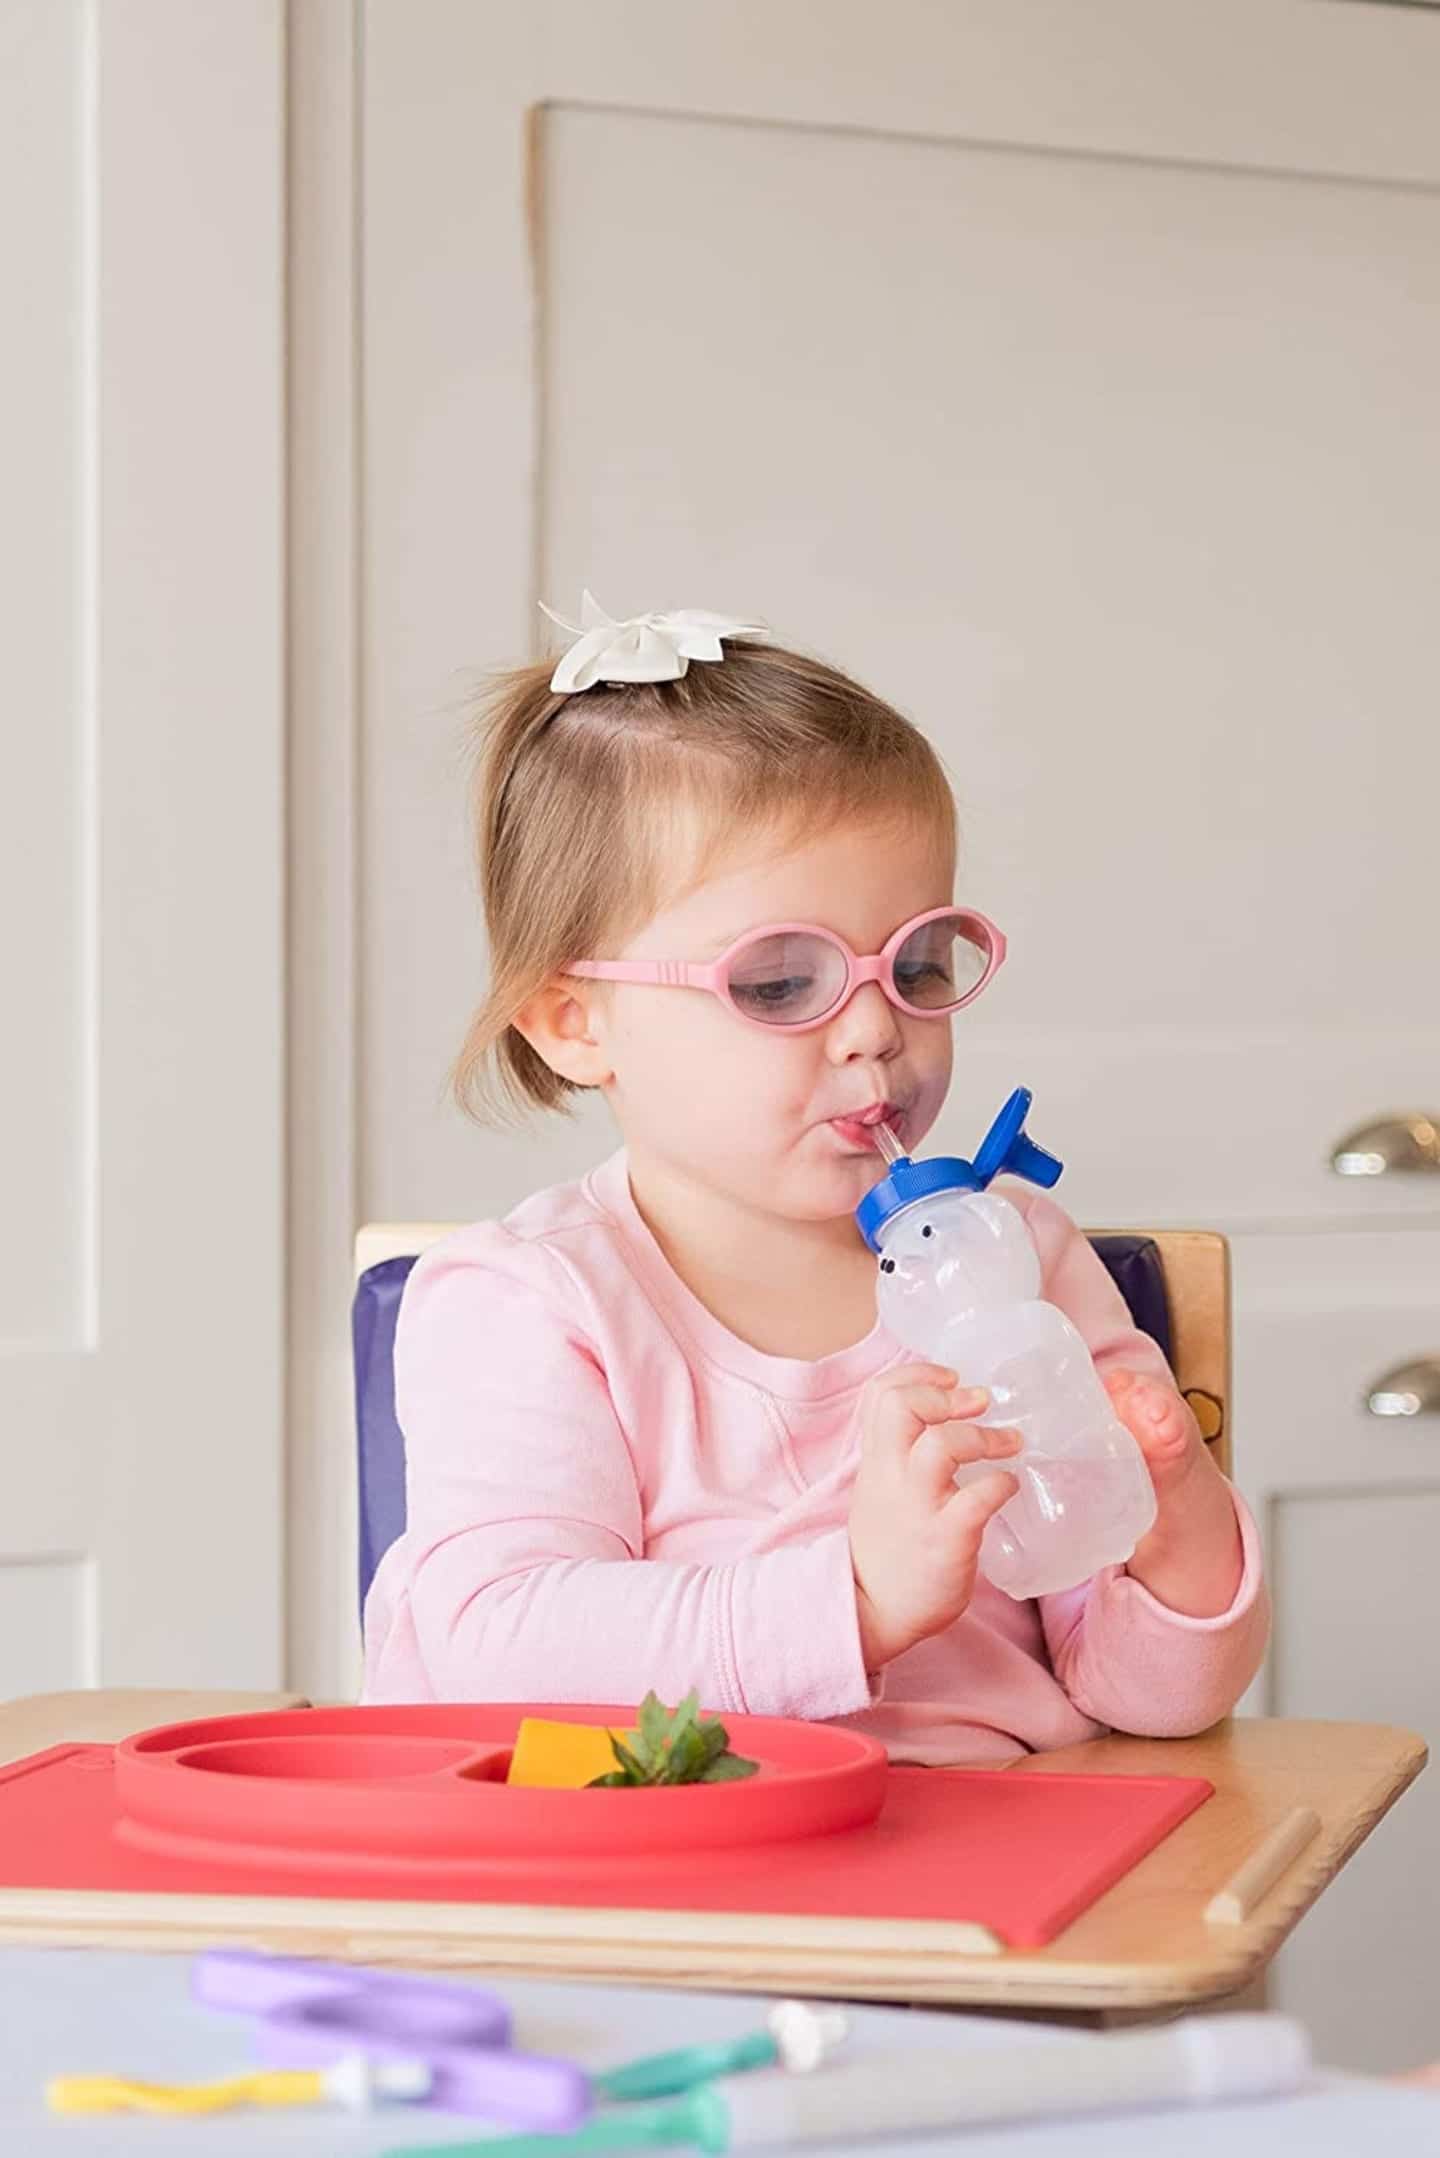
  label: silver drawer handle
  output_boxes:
[1366,1360,1440,1419]
[1331,1114,1440,1177]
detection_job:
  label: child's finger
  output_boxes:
[1106,1372,1195,1464]
[870,1362,961,1399]
[866,1381,988,1459]
[865,1364,989,1415]
[940,1385,993,1424]
[909,1421,1021,1502]
[941,1466,1020,1541]
[1106,1369,1164,1419]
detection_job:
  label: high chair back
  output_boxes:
[351,1223,1230,1617]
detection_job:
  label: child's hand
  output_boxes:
[848,1364,1020,1673]
[1103,1367,1207,1498]
[1103,1367,1245,1619]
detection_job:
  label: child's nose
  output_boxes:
[825,979,904,1059]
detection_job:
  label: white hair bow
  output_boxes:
[540,590,766,694]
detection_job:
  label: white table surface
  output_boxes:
[1,1949,1435,2156]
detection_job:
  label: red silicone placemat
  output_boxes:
[0,1742,1211,1950]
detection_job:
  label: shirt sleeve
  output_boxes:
[1012,1185,1177,1390]
[361,1228,876,1720]
[1014,1187,1271,1736]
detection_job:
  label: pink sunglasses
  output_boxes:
[565,906,1006,1034]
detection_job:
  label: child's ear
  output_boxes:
[511,980,613,1090]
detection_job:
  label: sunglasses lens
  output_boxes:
[725,933,849,1026]
[893,913,992,1010]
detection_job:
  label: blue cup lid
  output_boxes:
[854,1087,1063,1254]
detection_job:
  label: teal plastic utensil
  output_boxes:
[384,2084,730,2158]
[597,2033,778,2103]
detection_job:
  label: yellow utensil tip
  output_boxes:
[47,2068,326,2115]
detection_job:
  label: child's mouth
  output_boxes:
[827,1103,905,1153]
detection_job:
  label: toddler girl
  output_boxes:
[362,602,1267,1763]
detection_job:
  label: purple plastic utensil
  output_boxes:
[191,1950,591,2126]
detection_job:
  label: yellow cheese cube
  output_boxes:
[505,1717,633,1790]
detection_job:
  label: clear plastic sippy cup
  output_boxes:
[854,1090,1157,1600]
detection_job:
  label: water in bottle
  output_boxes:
[856,1093,1157,1599]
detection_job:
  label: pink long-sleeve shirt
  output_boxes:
[362,1148,1268,1763]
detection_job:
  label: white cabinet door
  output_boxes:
[359,0,1440,1236]
[1,3,285,1690]
[1233,1232,1440,2072]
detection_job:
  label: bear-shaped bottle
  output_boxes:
[856,1091,1157,1600]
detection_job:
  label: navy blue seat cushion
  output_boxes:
[352,1254,418,1618]
[352,1235,1172,1617]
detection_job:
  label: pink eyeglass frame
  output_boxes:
[564,905,1007,1034]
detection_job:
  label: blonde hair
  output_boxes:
[448,639,957,1126]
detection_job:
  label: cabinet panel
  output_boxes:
[1266,1490,1438,2073]
[1230,1234,1440,2071]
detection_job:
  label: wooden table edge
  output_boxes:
[0,1900,1270,2008]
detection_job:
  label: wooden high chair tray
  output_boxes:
[0,1694,1425,2014]
[0,1702,1211,1955]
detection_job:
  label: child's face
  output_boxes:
[593,813,958,1223]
